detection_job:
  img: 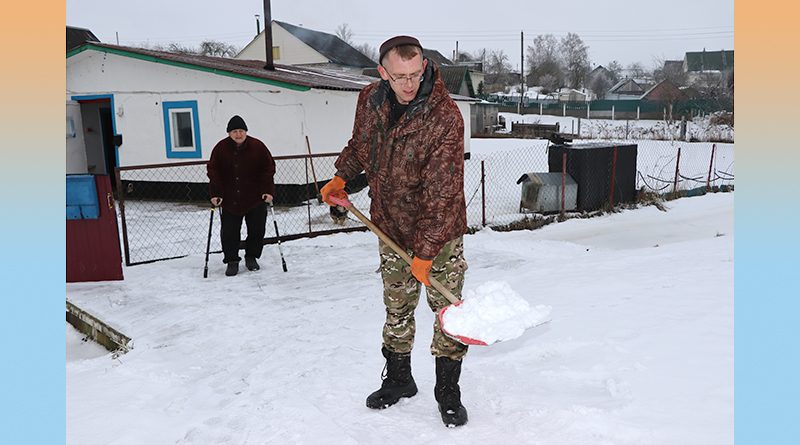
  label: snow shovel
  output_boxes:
[328,195,521,346]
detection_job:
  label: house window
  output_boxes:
[273,46,280,60]
[162,100,202,158]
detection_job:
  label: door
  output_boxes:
[72,96,120,184]
[66,175,124,282]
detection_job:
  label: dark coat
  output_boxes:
[334,61,467,259]
[207,135,276,216]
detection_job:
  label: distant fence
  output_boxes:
[116,140,734,265]
[495,98,732,120]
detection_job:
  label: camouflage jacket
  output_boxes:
[334,61,467,259]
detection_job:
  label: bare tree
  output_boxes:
[138,40,238,58]
[198,40,238,58]
[539,74,560,94]
[471,48,487,64]
[526,34,562,87]
[587,71,613,99]
[354,42,378,63]
[486,49,511,74]
[335,23,353,44]
[559,33,590,89]
[606,60,623,83]
[481,49,514,93]
[652,55,687,86]
[152,42,196,54]
[626,62,647,79]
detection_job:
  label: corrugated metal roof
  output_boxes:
[68,43,373,91]
[608,78,644,95]
[275,21,375,68]
[422,49,453,66]
[685,50,734,72]
[67,26,99,52]
[641,79,686,101]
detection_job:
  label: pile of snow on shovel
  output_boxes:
[442,281,551,344]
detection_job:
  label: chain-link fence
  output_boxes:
[116,140,733,265]
[467,139,733,227]
[116,154,371,265]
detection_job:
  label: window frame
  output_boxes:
[162,100,202,158]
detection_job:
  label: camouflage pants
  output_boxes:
[379,236,469,360]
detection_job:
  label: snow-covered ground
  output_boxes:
[67,192,733,444]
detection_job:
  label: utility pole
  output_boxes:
[518,31,524,115]
[262,0,274,70]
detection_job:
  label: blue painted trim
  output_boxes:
[162,101,202,159]
[70,94,120,167]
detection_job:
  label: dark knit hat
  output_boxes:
[226,115,248,132]
[379,35,422,64]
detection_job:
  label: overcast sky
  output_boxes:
[66,0,733,69]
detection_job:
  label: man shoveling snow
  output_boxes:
[321,35,550,428]
[321,34,473,428]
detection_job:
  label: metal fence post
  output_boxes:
[305,156,312,232]
[706,143,717,191]
[561,152,567,218]
[481,160,486,227]
[115,166,132,266]
[673,146,682,195]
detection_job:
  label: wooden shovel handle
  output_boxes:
[331,196,460,305]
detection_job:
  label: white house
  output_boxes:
[236,20,374,73]
[67,43,371,176]
[67,42,473,187]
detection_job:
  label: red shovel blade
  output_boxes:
[437,302,489,346]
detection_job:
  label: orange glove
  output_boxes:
[411,257,433,286]
[320,176,348,206]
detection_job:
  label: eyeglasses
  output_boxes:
[383,67,424,85]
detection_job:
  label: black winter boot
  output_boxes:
[366,346,418,409]
[245,257,260,271]
[435,356,468,427]
[225,261,239,276]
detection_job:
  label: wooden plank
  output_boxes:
[66,300,133,354]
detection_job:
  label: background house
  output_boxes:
[605,78,646,100]
[236,20,374,74]
[641,79,687,102]
[683,49,734,89]
[557,88,590,102]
